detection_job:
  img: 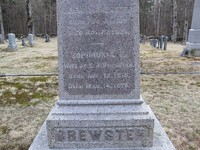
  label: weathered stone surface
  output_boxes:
[8,33,17,50]
[47,99,154,148]
[28,34,34,46]
[58,0,140,100]
[29,104,175,150]
[30,0,175,149]
[182,0,200,57]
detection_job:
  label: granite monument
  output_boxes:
[181,0,200,57]
[29,0,175,149]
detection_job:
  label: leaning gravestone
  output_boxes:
[181,0,200,57]
[28,34,34,46]
[7,33,17,50]
[22,38,27,47]
[29,0,175,149]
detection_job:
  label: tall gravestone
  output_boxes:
[181,0,200,57]
[29,0,175,149]
[7,33,17,50]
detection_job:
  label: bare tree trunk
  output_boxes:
[183,0,189,44]
[50,5,52,35]
[153,0,157,36]
[26,0,34,34]
[0,6,5,41]
[156,0,161,36]
[172,0,178,42]
[44,9,47,34]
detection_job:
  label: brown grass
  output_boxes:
[0,39,200,150]
[0,37,58,74]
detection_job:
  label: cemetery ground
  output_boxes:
[0,38,200,150]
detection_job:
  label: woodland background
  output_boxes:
[0,0,196,43]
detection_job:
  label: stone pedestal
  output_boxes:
[8,33,17,50]
[181,0,200,57]
[29,98,175,150]
[47,99,154,149]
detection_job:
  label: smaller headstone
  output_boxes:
[160,35,164,49]
[22,38,27,47]
[45,34,50,43]
[7,33,17,50]
[150,39,154,47]
[155,38,160,48]
[181,48,189,57]
[140,35,146,44]
[163,36,168,50]
[28,34,34,46]
[153,39,157,48]
[0,34,4,44]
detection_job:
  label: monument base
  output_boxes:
[181,29,200,57]
[181,42,200,57]
[29,98,175,150]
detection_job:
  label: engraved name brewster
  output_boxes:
[54,127,149,143]
[60,0,137,96]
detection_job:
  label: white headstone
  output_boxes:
[8,33,17,50]
[28,34,34,46]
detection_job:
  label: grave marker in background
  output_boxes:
[164,36,168,50]
[7,33,17,50]
[160,35,164,49]
[28,34,34,46]
[45,34,50,42]
[22,38,27,47]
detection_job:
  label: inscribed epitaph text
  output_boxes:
[58,0,140,99]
